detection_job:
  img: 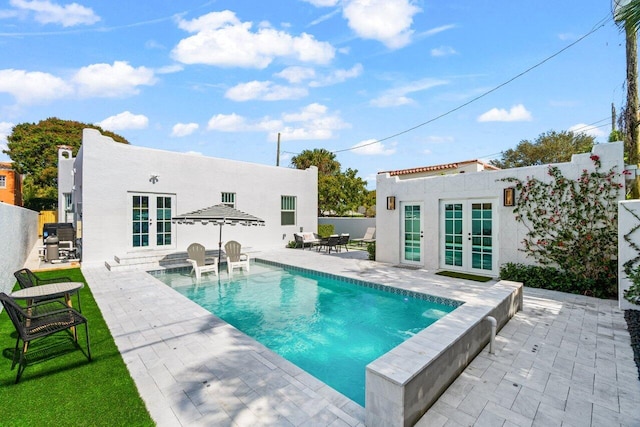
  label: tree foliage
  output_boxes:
[490,130,595,169]
[290,148,373,216]
[4,118,128,209]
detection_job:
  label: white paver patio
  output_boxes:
[80,248,640,426]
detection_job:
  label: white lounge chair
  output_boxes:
[186,243,218,281]
[352,227,376,246]
[224,240,250,277]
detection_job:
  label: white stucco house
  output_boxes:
[376,142,625,277]
[60,129,318,268]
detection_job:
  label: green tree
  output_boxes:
[4,118,128,210]
[290,148,370,216]
[490,130,594,169]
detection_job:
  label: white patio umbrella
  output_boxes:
[172,204,265,270]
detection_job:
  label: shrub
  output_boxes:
[286,240,297,249]
[318,224,334,238]
[367,241,376,260]
[499,262,617,299]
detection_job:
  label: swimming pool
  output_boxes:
[151,260,461,405]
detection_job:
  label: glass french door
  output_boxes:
[401,203,423,265]
[130,193,175,249]
[441,200,495,274]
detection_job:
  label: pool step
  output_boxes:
[105,249,220,272]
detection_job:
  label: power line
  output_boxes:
[333,16,610,155]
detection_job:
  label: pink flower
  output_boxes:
[590,154,600,162]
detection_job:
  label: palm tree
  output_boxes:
[615,0,640,197]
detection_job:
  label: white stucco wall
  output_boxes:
[75,129,318,267]
[57,147,75,223]
[0,203,39,295]
[618,200,640,310]
[376,142,625,275]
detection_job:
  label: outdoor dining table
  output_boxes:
[10,281,84,346]
[11,281,84,312]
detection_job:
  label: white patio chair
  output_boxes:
[224,240,250,277]
[186,243,218,281]
[351,227,376,246]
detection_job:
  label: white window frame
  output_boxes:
[281,195,296,226]
[0,175,6,188]
[63,192,73,212]
[221,192,236,208]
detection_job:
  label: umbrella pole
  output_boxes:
[218,223,222,272]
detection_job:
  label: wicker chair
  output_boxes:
[14,268,73,290]
[0,292,91,383]
[320,235,341,254]
[13,268,79,308]
[337,234,350,252]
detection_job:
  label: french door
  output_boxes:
[130,193,175,250]
[401,202,424,265]
[441,200,496,275]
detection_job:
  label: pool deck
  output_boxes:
[79,248,640,426]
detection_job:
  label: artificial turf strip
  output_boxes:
[435,270,493,282]
[0,268,154,427]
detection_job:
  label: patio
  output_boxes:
[67,247,640,426]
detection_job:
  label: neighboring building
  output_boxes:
[60,129,318,268]
[376,143,625,277]
[0,162,22,206]
[380,159,499,180]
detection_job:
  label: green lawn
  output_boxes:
[0,268,154,426]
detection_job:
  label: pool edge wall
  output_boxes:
[365,280,523,427]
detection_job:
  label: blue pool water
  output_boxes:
[151,261,460,405]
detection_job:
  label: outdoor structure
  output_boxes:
[57,146,75,223]
[0,162,22,206]
[61,129,318,268]
[379,159,499,180]
[376,142,625,277]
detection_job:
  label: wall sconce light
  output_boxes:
[503,187,515,207]
[387,196,396,210]
[149,174,159,184]
[300,226,304,232]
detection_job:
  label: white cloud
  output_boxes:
[0,121,15,154]
[207,103,349,141]
[73,61,156,98]
[225,80,308,101]
[431,46,457,57]
[0,69,72,104]
[10,0,100,27]
[422,24,456,37]
[207,113,248,131]
[97,111,149,131]
[370,78,448,107]
[351,139,396,155]
[568,123,606,138]
[477,104,532,122]
[155,64,183,74]
[343,0,421,49]
[171,122,199,137]
[275,66,316,84]
[309,63,363,87]
[302,0,339,6]
[172,10,335,68]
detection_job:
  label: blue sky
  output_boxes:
[0,0,627,187]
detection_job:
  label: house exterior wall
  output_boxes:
[376,142,625,275]
[0,162,22,206]
[0,203,38,296]
[74,129,318,267]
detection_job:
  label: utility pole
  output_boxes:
[276,132,281,166]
